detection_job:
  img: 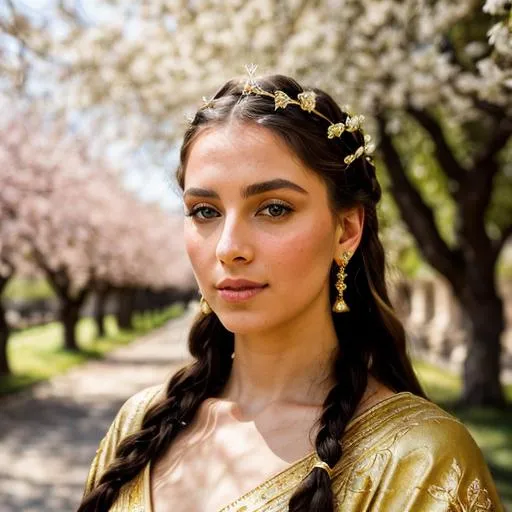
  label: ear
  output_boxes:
[334,206,365,264]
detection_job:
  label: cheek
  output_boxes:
[183,215,335,285]
[184,226,208,276]
[268,221,335,279]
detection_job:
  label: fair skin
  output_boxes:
[150,121,393,512]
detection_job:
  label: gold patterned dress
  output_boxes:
[83,386,504,511]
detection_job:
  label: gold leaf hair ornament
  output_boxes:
[327,123,345,139]
[199,95,215,110]
[297,90,317,112]
[274,90,293,109]
[239,64,375,168]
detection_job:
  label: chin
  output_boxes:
[215,310,279,335]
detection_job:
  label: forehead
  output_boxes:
[183,122,322,191]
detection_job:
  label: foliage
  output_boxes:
[2,1,509,266]
[3,277,55,301]
[0,114,193,294]
[1,1,510,271]
[1,0,510,403]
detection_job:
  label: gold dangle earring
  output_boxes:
[199,295,212,315]
[332,251,352,313]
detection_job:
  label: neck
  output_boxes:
[219,300,339,415]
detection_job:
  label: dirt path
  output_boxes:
[0,311,194,512]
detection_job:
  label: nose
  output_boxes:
[216,215,254,265]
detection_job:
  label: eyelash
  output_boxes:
[185,200,294,221]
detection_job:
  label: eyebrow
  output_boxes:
[183,178,309,200]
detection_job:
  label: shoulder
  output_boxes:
[336,393,503,510]
[351,392,483,461]
[387,395,503,509]
[83,384,165,495]
[111,384,166,439]
[381,393,481,461]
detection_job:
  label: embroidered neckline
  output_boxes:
[143,391,416,511]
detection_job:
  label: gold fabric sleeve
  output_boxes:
[82,384,164,499]
[332,395,504,511]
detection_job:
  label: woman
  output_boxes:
[79,72,503,511]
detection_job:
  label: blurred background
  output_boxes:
[0,1,511,510]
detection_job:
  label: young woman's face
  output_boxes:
[182,122,341,334]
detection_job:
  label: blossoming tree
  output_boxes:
[0,115,193,372]
[1,0,511,404]
[0,151,42,374]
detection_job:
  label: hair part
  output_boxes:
[78,74,426,512]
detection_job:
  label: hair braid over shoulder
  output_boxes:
[288,343,368,511]
[78,314,234,511]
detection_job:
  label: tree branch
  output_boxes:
[406,106,466,183]
[31,247,70,298]
[474,117,512,169]
[57,0,89,27]
[377,115,464,288]
[76,284,90,306]
[467,117,512,223]
[471,97,511,119]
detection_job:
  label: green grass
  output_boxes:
[0,304,184,396]
[4,277,56,301]
[414,360,512,510]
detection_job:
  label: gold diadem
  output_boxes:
[197,64,375,168]
[239,64,374,168]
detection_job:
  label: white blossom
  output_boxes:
[0,0,509,159]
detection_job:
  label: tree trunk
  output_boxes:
[94,286,109,338]
[117,287,135,330]
[60,299,82,351]
[0,274,12,376]
[377,114,510,406]
[459,286,505,407]
[38,265,91,352]
[59,288,90,352]
[0,300,10,376]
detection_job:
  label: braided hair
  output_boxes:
[78,75,425,512]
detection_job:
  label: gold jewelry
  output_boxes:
[239,64,375,168]
[200,95,215,110]
[312,460,333,479]
[332,251,352,313]
[199,296,212,315]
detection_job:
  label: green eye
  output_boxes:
[185,201,294,221]
[260,202,293,218]
[186,206,219,220]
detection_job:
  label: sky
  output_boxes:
[122,146,183,213]
[1,0,184,214]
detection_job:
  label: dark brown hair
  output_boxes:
[79,74,426,511]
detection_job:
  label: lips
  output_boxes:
[216,279,267,290]
[217,285,268,303]
[222,285,266,290]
